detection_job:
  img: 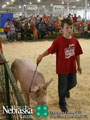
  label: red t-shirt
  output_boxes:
[5,28,10,32]
[42,16,48,22]
[73,16,77,22]
[48,35,83,74]
[88,22,90,26]
[77,22,84,27]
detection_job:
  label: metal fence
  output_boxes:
[0,51,33,120]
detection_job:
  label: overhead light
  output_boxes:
[19,6,21,8]
[73,6,76,8]
[2,4,6,8]
[42,5,45,8]
[2,6,5,8]
[24,5,26,7]
[77,0,80,1]
[4,4,6,7]
[88,4,90,6]
[11,0,15,2]
[51,4,53,6]
[62,1,64,4]
[29,2,32,4]
[6,2,9,5]
[37,0,40,3]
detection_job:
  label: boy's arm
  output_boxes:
[36,49,50,65]
[37,38,58,65]
[76,55,82,74]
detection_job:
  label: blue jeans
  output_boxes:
[58,73,77,105]
[7,32,17,41]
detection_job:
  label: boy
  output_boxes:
[36,18,83,112]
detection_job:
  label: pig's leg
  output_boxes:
[22,88,30,106]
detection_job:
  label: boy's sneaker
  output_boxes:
[65,91,70,98]
[59,99,68,112]
[60,104,68,112]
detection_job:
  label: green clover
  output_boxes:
[35,104,49,119]
[42,104,49,111]
[35,111,41,118]
[43,111,49,118]
[35,105,42,112]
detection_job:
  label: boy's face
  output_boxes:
[62,23,73,37]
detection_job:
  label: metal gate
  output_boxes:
[0,51,33,120]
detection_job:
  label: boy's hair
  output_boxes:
[61,18,73,28]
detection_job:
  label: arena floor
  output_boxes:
[2,38,90,120]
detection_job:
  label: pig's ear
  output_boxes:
[31,86,39,92]
[44,78,53,89]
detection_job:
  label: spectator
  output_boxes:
[33,24,38,40]
[73,14,78,22]
[8,22,17,41]
[47,21,55,38]
[50,14,54,22]
[77,15,82,22]
[88,21,90,31]
[77,20,84,33]
[54,19,61,32]
[24,19,31,40]
[4,19,11,38]
[4,19,16,41]
[42,14,49,23]
[58,14,63,21]
[36,15,40,24]
[67,13,72,19]
[38,20,47,39]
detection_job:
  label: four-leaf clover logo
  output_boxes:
[35,104,49,119]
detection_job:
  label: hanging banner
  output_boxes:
[10,1,14,5]
[53,5,64,16]
[27,5,37,10]
[53,5,64,11]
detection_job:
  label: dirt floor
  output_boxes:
[2,38,90,120]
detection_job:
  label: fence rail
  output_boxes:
[0,51,33,120]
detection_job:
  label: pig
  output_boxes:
[11,58,52,106]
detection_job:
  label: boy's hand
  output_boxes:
[77,66,82,74]
[36,55,43,65]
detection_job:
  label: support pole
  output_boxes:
[21,0,24,17]
[44,7,46,14]
[85,0,88,20]
[37,8,39,15]
[35,9,36,17]
[67,3,70,15]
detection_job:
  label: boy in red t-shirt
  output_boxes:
[36,19,83,112]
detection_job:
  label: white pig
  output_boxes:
[11,58,52,106]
